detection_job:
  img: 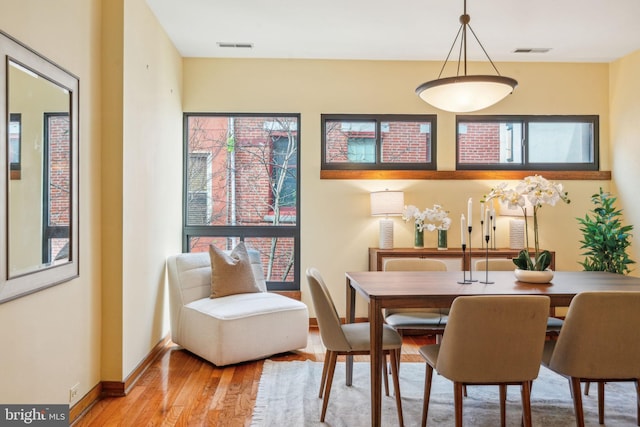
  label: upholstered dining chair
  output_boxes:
[541,291,640,427]
[419,295,550,427]
[474,258,564,335]
[383,258,449,339]
[306,268,404,426]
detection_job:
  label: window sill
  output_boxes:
[320,170,611,180]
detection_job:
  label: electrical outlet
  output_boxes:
[69,383,80,402]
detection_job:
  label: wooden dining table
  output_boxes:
[345,270,640,427]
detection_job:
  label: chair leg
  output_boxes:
[598,381,605,425]
[383,352,390,396]
[318,349,330,398]
[569,377,586,427]
[389,349,404,427]
[454,382,464,427]
[635,379,639,426]
[320,351,338,422]
[499,384,507,427]
[521,381,533,427]
[422,364,434,427]
[584,381,590,396]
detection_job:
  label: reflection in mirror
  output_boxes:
[1,31,79,303]
[8,62,71,276]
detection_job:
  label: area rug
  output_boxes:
[250,360,638,426]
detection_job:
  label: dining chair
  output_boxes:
[541,291,640,427]
[474,258,564,335]
[419,295,550,427]
[383,258,448,339]
[305,268,404,426]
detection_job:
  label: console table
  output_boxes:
[369,247,555,272]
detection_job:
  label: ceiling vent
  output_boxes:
[217,42,253,49]
[513,48,551,54]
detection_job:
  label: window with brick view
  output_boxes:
[457,115,599,171]
[183,114,300,291]
[322,114,437,171]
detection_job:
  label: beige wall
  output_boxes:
[100,0,183,381]
[0,0,103,405]
[0,0,183,405]
[121,0,183,377]
[183,58,613,317]
[610,49,640,272]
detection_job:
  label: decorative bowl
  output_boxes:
[514,268,554,284]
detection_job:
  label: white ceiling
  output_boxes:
[146,0,640,63]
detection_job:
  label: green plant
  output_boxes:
[577,188,635,274]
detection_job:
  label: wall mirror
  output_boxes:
[1,31,79,303]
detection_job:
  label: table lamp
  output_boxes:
[370,190,404,249]
[499,199,533,250]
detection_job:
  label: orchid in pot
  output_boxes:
[482,175,570,272]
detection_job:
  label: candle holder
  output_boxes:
[457,244,471,284]
[492,223,497,250]
[480,220,485,248]
[467,226,477,282]
[480,235,494,284]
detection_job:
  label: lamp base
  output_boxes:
[509,219,526,249]
[379,219,394,249]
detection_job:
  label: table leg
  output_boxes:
[369,298,383,427]
[346,277,356,386]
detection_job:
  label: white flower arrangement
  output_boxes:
[482,175,570,271]
[403,204,452,232]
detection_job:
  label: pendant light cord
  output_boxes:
[436,0,502,79]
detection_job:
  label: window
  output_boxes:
[322,114,437,170]
[43,113,71,265]
[184,114,300,290]
[457,115,599,171]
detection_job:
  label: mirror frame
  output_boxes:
[0,30,79,303]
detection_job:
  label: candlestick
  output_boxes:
[467,198,473,227]
[457,244,471,284]
[484,208,491,236]
[467,225,477,282]
[460,214,467,245]
[480,235,494,284]
[491,208,497,250]
[479,202,485,249]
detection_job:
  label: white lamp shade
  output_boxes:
[416,75,518,113]
[370,191,404,216]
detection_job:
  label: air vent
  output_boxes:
[513,48,551,54]
[217,42,253,49]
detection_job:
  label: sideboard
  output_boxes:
[369,247,556,272]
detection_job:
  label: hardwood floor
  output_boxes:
[73,328,434,426]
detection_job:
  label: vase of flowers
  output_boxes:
[482,175,570,281]
[414,223,424,248]
[403,204,452,249]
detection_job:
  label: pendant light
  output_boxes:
[415,0,517,113]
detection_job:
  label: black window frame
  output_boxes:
[182,112,301,291]
[321,114,437,171]
[456,115,599,171]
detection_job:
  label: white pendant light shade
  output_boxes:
[415,0,518,112]
[416,75,518,113]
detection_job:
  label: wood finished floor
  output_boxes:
[73,328,434,426]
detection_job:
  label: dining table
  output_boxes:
[345,269,640,427]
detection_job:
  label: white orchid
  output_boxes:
[403,204,451,232]
[482,175,570,271]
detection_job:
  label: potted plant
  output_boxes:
[402,204,452,249]
[482,175,570,281]
[577,188,635,274]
